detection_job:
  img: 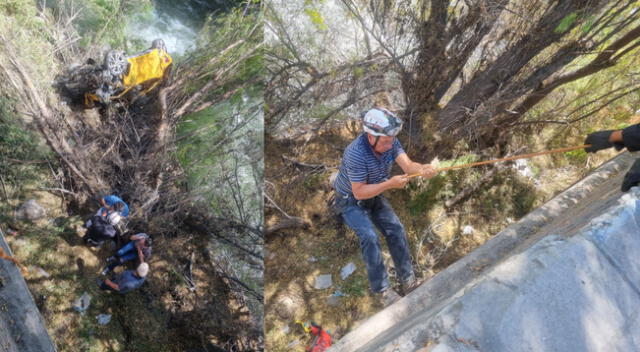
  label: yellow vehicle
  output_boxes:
[58,39,172,107]
[83,39,172,106]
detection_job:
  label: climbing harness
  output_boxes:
[408,144,591,178]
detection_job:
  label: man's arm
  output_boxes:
[352,175,408,200]
[104,278,120,291]
[395,153,437,178]
[610,130,623,143]
[135,240,145,263]
[584,124,640,153]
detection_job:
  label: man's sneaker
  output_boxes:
[401,275,420,295]
[381,288,401,307]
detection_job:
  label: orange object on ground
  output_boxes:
[306,324,332,352]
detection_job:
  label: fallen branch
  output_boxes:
[264,216,309,237]
[282,155,326,172]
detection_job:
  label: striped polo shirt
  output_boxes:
[334,133,405,197]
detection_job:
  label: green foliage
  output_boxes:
[582,15,596,34]
[55,0,153,49]
[342,274,368,297]
[303,173,324,190]
[408,174,447,216]
[473,172,537,221]
[304,7,328,31]
[0,98,51,188]
[512,186,536,218]
[564,148,588,164]
[555,12,578,34]
[1,0,35,18]
[188,8,263,97]
[352,66,365,78]
[438,154,479,169]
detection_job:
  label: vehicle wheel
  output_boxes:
[151,39,167,52]
[103,50,127,76]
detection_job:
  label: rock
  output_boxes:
[340,262,356,280]
[16,199,46,221]
[73,291,91,314]
[276,296,301,319]
[96,314,111,325]
[314,274,332,290]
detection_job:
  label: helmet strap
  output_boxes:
[372,135,380,150]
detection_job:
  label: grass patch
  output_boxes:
[341,274,367,297]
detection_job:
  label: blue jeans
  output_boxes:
[105,242,138,272]
[335,193,414,293]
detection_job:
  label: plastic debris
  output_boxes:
[281,325,290,334]
[308,256,318,262]
[96,314,111,325]
[73,291,91,314]
[314,274,332,290]
[287,340,300,349]
[462,225,474,235]
[36,267,50,278]
[332,290,346,297]
[340,262,356,280]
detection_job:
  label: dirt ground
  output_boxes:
[263,123,619,351]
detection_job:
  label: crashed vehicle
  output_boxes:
[58,39,172,107]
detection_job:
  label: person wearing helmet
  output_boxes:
[99,262,149,294]
[333,107,437,306]
[584,125,640,192]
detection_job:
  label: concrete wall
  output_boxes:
[331,152,640,352]
[0,228,56,352]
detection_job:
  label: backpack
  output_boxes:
[85,215,117,242]
[305,324,332,352]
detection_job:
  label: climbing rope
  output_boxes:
[408,144,591,178]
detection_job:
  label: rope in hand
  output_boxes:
[407,144,591,178]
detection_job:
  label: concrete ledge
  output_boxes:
[0,228,56,352]
[331,152,637,352]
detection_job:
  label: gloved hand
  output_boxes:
[584,130,616,153]
[622,159,640,192]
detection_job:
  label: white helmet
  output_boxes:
[137,262,149,277]
[362,108,403,137]
[107,211,122,226]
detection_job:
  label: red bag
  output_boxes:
[306,324,332,352]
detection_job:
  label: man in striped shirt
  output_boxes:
[333,108,437,306]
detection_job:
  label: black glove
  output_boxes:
[622,159,640,192]
[584,130,616,153]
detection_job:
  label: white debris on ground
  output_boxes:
[314,274,333,289]
[513,159,534,178]
[73,291,91,315]
[96,314,111,325]
[340,262,356,280]
[462,225,474,235]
